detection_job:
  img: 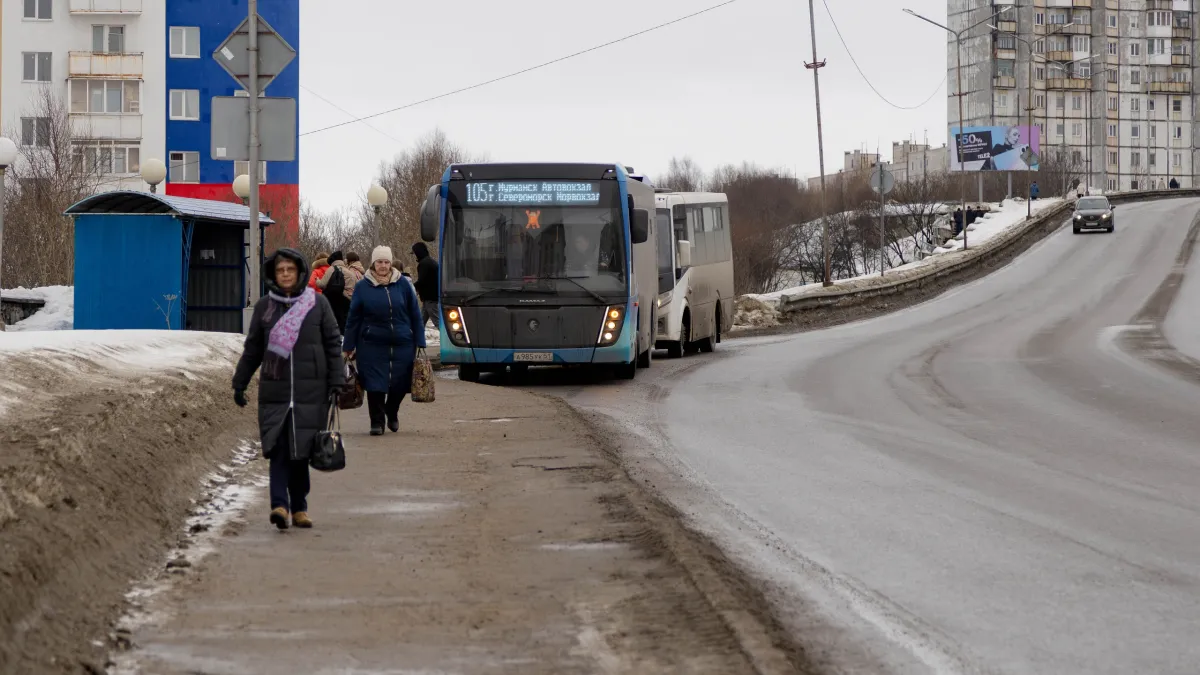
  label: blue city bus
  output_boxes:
[418,163,658,381]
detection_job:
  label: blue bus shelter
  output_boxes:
[65,191,274,333]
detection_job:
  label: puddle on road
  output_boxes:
[539,542,628,552]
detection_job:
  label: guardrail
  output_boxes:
[776,188,1200,315]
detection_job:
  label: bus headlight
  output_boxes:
[597,306,626,346]
[443,306,470,347]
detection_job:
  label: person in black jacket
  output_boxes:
[411,242,440,330]
[232,248,344,530]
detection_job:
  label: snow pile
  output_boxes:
[0,330,243,368]
[734,296,781,328]
[2,285,74,331]
[734,198,1065,324]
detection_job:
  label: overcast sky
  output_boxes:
[298,0,950,212]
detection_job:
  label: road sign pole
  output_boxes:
[879,175,885,277]
[247,0,261,307]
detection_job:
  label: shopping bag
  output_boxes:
[338,359,365,410]
[310,401,346,472]
[411,348,435,403]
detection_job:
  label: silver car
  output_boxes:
[1072,196,1115,234]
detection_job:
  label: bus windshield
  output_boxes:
[442,180,627,297]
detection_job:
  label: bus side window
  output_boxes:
[692,206,709,265]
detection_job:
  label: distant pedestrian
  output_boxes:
[342,246,427,436]
[318,250,350,332]
[308,251,331,293]
[953,208,964,235]
[1030,181,1040,200]
[1170,177,1180,189]
[1076,181,1086,199]
[233,248,344,530]
[344,252,366,298]
[411,242,440,330]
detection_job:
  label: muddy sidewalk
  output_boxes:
[115,377,797,674]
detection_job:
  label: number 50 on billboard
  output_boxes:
[949,125,1040,172]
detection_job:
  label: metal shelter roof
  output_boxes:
[64,191,276,225]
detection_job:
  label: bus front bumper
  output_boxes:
[439,344,634,366]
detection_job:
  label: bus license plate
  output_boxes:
[513,352,553,362]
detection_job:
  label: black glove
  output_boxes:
[233,388,248,408]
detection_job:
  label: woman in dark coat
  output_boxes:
[342,245,426,436]
[233,248,344,530]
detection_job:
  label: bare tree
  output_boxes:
[655,156,705,192]
[359,129,479,273]
[2,89,105,288]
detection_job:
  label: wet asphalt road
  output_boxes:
[492,198,1200,675]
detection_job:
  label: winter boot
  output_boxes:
[292,512,313,528]
[387,416,399,433]
[370,426,384,436]
[270,507,290,530]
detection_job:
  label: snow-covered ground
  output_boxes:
[1,285,74,331]
[736,198,1065,328]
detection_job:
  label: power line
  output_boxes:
[819,0,945,111]
[298,0,742,138]
[300,84,406,144]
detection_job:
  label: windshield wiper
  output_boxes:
[542,276,607,304]
[461,283,560,304]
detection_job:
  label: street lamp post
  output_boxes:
[141,158,166,194]
[233,173,251,206]
[0,137,18,331]
[367,184,388,239]
[905,6,1012,251]
[991,27,1039,220]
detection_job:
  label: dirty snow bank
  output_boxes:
[1,285,74,331]
[733,198,1065,329]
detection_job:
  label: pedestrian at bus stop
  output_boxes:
[233,248,344,530]
[1030,181,1040,201]
[342,246,426,436]
[412,242,440,330]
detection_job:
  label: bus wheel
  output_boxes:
[616,338,639,379]
[699,307,718,353]
[670,316,690,358]
[637,333,653,368]
[458,365,481,382]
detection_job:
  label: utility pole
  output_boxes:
[805,0,832,286]
[247,0,262,306]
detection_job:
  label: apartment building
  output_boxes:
[891,140,952,184]
[2,0,298,228]
[947,0,1198,191]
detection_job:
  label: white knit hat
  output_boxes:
[370,245,393,266]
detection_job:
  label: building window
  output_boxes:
[1072,150,1083,164]
[1147,39,1166,55]
[1130,43,1141,57]
[20,117,51,147]
[1131,97,1141,112]
[1035,12,1044,26]
[1108,14,1117,28]
[1130,15,1138,29]
[92,25,126,54]
[1131,179,1140,189]
[1035,94,1046,108]
[169,151,199,183]
[1149,152,1157,167]
[995,60,1015,77]
[1108,41,1118,56]
[1109,151,1119,165]
[169,90,200,120]
[1109,96,1118,111]
[1150,124,1157,139]
[997,35,1016,51]
[1174,152,1183,167]
[1056,123,1065,138]
[1108,70,1119,84]
[1108,123,1118,137]
[1073,95,1083,110]
[1073,36,1090,53]
[1173,97,1183,112]
[23,0,51,20]
[1072,122,1083,137]
[169,26,201,58]
[1131,70,1141,85]
[22,52,52,82]
[70,79,140,114]
[1175,125,1184,139]
[1036,67,1045,81]
[997,93,1009,108]
[234,161,267,183]
[1109,178,1118,191]
[1148,98,1155,112]
[1132,125,1141,138]
[1150,11,1172,27]
[1057,93,1066,109]
[1034,39,1044,54]
[1131,152,1141,167]
[74,142,140,175]
[1051,12,1067,25]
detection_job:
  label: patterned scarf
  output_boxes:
[266,287,317,359]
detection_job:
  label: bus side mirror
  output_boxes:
[630,208,650,244]
[419,184,441,242]
[676,240,692,269]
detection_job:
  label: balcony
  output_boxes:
[1174,25,1192,40]
[1046,50,1075,62]
[69,114,142,140]
[996,20,1018,33]
[69,0,141,13]
[1072,0,1092,6]
[1147,80,1192,93]
[1048,77,1090,89]
[1173,54,1191,66]
[69,52,143,78]
[994,75,1017,88]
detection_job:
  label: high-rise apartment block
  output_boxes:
[948,0,1197,191]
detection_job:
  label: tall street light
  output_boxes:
[367,184,388,239]
[805,0,832,285]
[0,137,18,331]
[905,5,1012,251]
[141,157,166,194]
[233,173,251,206]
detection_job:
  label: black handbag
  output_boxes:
[310,400,346,472]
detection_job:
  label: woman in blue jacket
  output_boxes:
[342,246,427,435]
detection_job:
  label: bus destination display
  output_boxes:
[465,181,601,206]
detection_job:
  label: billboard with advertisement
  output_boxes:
[949,125,1040,172]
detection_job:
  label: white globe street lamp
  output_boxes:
[141,158,167,193]
[367,184,388,236]
[232,174,251,204]
[0,137,17,331]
